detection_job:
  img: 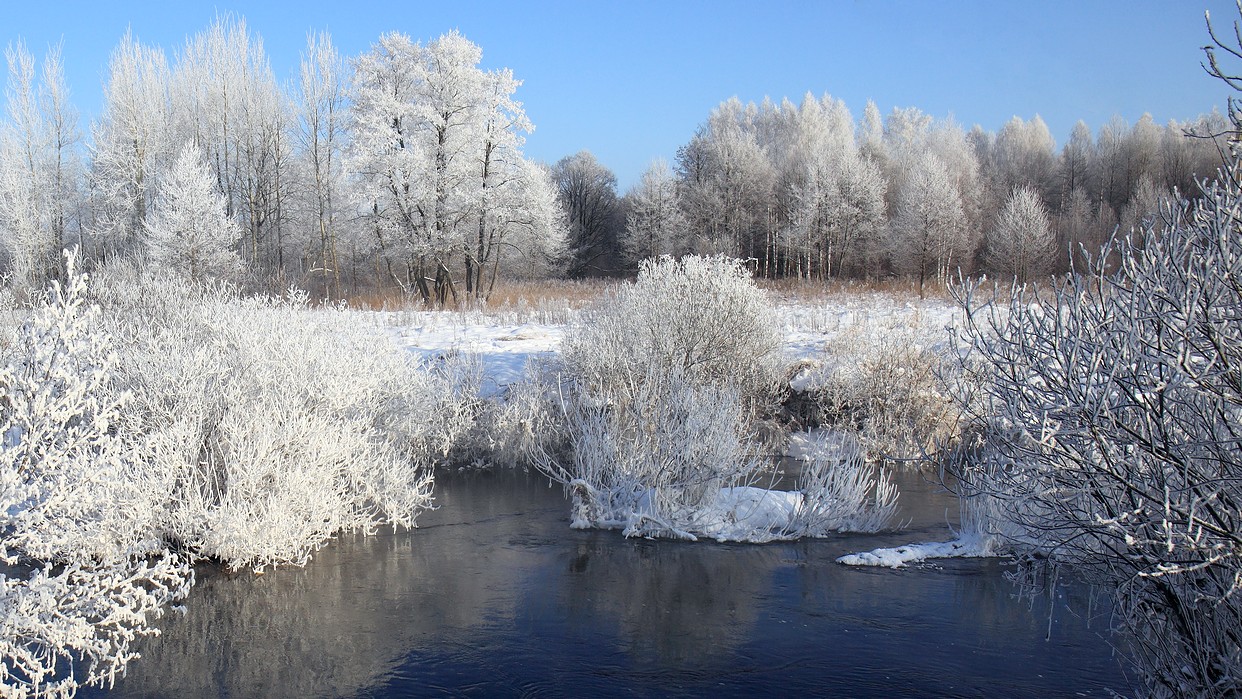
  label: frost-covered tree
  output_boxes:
[88,31,172,261]
[784,156,880,280]
[857,99,885,165]
[926,118,983,254]
[829,152,889,277]
[949,169,1242,695]
[1056,186,1096,270]
[1120,173,1171,233]
[478,157,566,287]
[991,115,1056,197]
[1094,115,1130,220]
[171,15,293,276]
[776,95,885,279]
[295,31,349,300]
[0,41,81,289]
[622,158,686,266]
[890,152,967,295]
[984,186,1055,281]
[350,30,545,300]
[144,144,243,283]
[1056,120,1094,201]
[676,99,775,268]
[467,65,553,296]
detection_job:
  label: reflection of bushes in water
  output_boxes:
[559,536,781,664]
[100,472,548,698]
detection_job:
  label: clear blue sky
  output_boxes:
[2,1,1237,190]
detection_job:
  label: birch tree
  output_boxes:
[984,186,1055,282]
[89,32,173,261]
[889,152,966,295]
[0,41,81,289]
[171,16,293,277]
[296,31,348,299]
[676,98,774,268]
[350,31,499,301]
[622,158,686,266]
[466,65,540,296]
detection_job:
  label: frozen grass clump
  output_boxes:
[790,321,961,463]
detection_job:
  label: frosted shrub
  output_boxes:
[948,172,1242,696]
[536,255,896,541]
[471,357,563,468]
[537,364,762,538]
[92,270,469,570]
[0,253,192,697]
[561,255,785,414]
[0,558,192,698]
[0,262,166,564]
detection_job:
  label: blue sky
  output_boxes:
[2,1,1237,190]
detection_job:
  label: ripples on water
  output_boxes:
[85,469,1132,698]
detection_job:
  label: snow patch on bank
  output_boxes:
[836,535,997,568]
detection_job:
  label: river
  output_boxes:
[85,468,1132,698]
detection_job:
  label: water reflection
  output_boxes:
[87,469,1130,698]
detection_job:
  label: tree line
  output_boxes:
[0,15,1226,301]
[0,17,564,302]
[567,96,1226,292]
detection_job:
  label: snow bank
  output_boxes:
[785,429,859,462]
[836,535,996,568]
[614,486,803,543]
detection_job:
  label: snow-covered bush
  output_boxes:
[946,172,1242,696]
[0,253,192,697]
[90,268,470,570]
[536,365,895,541]
[469,357,562,469]
[561,255,785,415]
[535,255,895,541]
[0,260,166,564]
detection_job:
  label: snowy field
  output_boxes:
[383,292,964,398]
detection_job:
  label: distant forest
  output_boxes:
[0,15,1226,301]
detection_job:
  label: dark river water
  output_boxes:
[86,468,1133,698]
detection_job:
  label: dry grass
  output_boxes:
[343,279,613,313]
[758,276,958,304]
[480,279,615,311]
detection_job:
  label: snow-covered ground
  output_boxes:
[384,294,963,398]
[386,311,563,396]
